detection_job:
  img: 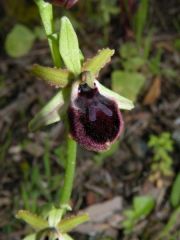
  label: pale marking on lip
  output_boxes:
[71,79,97,110]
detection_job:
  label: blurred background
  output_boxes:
[0,0,180,239]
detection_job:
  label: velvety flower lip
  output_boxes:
[68,80,124,152]
[44,0,78,8]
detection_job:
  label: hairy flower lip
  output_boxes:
[68,80,124,152]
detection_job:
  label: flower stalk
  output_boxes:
[60,137,77,206]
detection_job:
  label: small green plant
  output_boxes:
[5,24,36,58]
[112,41,146,101]
[148,132,174,177]
[122,195,155,234]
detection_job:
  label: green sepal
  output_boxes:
[58,213,89,233]
[81,71,94,88]
[29,90,65,131]
[31,64,72,88]
[16,210,48,231]
[48,207,64,228]
[23,234,36,240]
[59,17,81,75]
[82,48,115,77]
[62,234,74,240]
[97,82,134,110]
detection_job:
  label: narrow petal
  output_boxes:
[96,81,134,110]
[29,90,66,131]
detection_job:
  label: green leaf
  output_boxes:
[34,0,62,67]
[133,196,155,219]
[170,173,180,208]
[112,70,145,101]
[31,64,72,88]
[62,234,74,240]
[83,48,115,76]
[58,213,89,233]
[59,17,81,75]
[29,90,65,131]
[133,0,149,46]
[97,81,134,110]
[34,0,52,35]
[23,234,36,240]
[16,210,48,230]
[5,24,35,58]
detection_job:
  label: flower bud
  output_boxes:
[44,0,78,8]
[68,80,123,152]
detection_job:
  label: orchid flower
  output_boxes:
[29,17,134,152]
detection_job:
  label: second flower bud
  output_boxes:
[44,0,78,8]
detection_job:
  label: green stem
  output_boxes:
[34,0,62,67]
[60,137,77,206]
[34,0,77,212]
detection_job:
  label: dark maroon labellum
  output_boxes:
[44,0,78,8]
[68,83,123,152]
